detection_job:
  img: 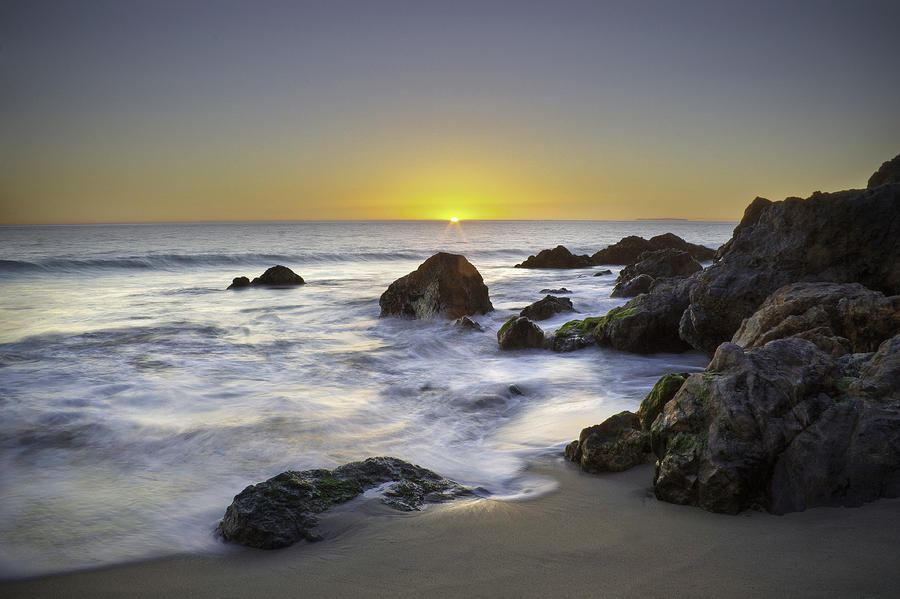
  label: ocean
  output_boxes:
[0,219,735,577]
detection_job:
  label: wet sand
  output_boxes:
[4,458,899,598]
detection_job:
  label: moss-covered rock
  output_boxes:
[217,457,472,549]
[551,307,638,352]
[565,411,652,473]
[636,373,687,431]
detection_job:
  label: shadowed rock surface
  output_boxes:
[867,153,900,188]
[227,265,305,289]
[565,411,650,473]
[617,249,702,283]
[217,457,471,549]
[591,233,715,265]
[732,282,900,355]
[515,245,594,269]
[498,316,547,350]
[680,184,900,355]
[651,336,900,514]
[379,253,493,319]
[610,273,654,298]
[520,295,575,321]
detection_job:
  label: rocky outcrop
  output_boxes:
[651,336,900,514]
[520,295,575,321]
[591,233,715,265]
[868,153,900,188]
[227,265,305,289]
[610,273,654,298]
[566,373,688,473]
[217,457,471,549]
[593,269,613,276]
[732,282,900,355]
[498,316,547,350]
[680,184,900,355]
[617,249,702,283]
[514,245,594,269]
[379,253,493,319]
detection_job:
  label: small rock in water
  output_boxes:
[520,295,575,321]
[497,316,548,350]
[217,457,472,549]
[227,276,251,289]
[227,265,305,289]
[514,245,593,269]
[593,269,613,276]
[454,316,485,331]
[540,287,571,294]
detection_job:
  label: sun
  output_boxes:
[449,216,459,222]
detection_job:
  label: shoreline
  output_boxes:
[4,457,899,598]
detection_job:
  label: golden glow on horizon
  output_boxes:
[449,216,459,222]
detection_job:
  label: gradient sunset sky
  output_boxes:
[2,0,899,224]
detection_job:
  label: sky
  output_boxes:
[1,0,899,224]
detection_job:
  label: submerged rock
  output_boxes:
[514,245,594,269]
[379,252,493,319]
[591,233,715,265]
[520,295,575,321]
[227,265,305,289]
[498,316,548,350]
[217,457,471,549]
[454,316,485,331]
[651,336,900,514]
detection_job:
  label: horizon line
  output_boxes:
[0,217,740,227]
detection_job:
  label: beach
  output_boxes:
[5,457,899,598]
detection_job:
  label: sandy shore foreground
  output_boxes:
[4,457,899,598]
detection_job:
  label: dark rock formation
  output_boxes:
[520,295,575,321]
[514,245,594,269]
[680,184,900,355]
[565,411,651,473]
[636,373,687,431]
[454,316,484,331]
[651,336,900,514]
[217,457,471,549]
[617,249,702,283]
[591,233,715,265]
[867,153,900,188]
[540,287,571,294]
[379,253,493,319]
[227,266,305,289]
[610,274,654,298]
[252,265,305,286]
[593,269,613,276]
[732,282,900,355]
[227,276,251,289]
[497,316,547,350]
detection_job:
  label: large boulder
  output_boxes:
[651,336,900,514]
[379,253,493,319]
[591,233,715,265]
[680,183,900,355]
[616,249,702,283]
[217,457,471,549]
[610,273,654,298]
[514,245,594,269]
[732,282,900,355]
[565,411,651,473]
[498,316,548,350]
[868,153,900,188]
[520,295,575,321]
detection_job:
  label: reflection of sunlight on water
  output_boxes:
[440,219,469,244]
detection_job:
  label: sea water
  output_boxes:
[0,220,735,576]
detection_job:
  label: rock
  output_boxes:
[520,295,575,321]
[591,233,715,265]
[251,265,305,286]
[732,282,900,355]
[454,316,484,331]
[227,266,305,289]
[593,269,613,276]
[497,316,548,350]
[565,411,651,473]
[514,245,594,269]
[867,153,900,188]
[636,373,687,431]
[540,287,571,294]
[610,274,654,298]
[680,182,900,355]
[227,276,251,289]
[217,457,471,549]
[379,253,493,319]
[651,337,900,514]
[617,249,702,283]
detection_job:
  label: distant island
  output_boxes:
[634,218,689,221]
